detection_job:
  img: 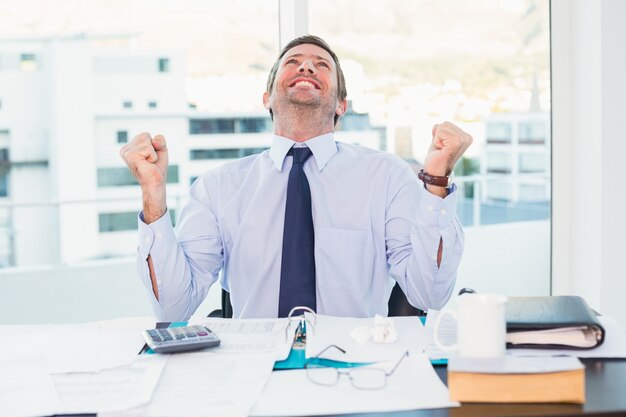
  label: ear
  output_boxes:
[263,91,271,109]
[335,99,348,117]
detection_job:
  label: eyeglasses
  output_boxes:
[304,345,409,390]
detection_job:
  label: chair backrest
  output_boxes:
[388,282,425,316]
[211,283,424,318]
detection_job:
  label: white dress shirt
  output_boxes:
[137,133,464,320]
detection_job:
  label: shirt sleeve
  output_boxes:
[385,164,464,311]
[136,178,224,322]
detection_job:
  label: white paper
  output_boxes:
[189,317,297,360]
[0,317,154,374]
[97,316,156,369]
[52,354,167,414]
[306,314,425,362]
[508,316,626,358]
[0,356,62,417]
[250,353,458,416]
[102,351,276,417]
[448,355,583,374]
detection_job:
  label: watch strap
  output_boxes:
[418,169,451,188]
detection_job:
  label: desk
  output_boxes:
[339,359,626,417]
[136,323,626,417]
[63,359,626,417]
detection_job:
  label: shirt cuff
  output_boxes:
[416,183,459,228]
[137,210,176,260]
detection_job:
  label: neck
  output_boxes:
[273,106,335,142]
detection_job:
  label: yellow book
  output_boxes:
[447,356,585,404]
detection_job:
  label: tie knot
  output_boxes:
[289,147,313,165]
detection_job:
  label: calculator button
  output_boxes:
[197,332,208,336]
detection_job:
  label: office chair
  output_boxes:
[208,282,425,318]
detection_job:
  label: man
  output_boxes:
[120,35,472,321]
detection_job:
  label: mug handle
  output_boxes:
[433,309,458,352]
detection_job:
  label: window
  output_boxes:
[20,53,37,71]
[190,176,198,185]
[519,153,547,173]
[116,130,128,144]
[240,118,270,133]
[486,123,513,144]
[0,149,8,197]
[0,173,7,197]
[189,118,236,134]
[486,152,512,174]
[158,57,170,73]
[98,165,179,187]
[0,1,279,322]
[190,148,268,160]
[519,121,547,144]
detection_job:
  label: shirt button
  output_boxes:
[427,205,434,212]
[156,233,162,239]
[440,208,447,216]
[157,280,163,286]
[144,237,151,243]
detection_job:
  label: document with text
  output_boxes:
[251,353,458,416]
[189,317,297,360]
[101,351,276,417]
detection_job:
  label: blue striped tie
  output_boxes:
[278,147,316,317]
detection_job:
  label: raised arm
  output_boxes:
[120,133,223,321]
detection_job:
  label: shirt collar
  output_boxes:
[269,132,338,172]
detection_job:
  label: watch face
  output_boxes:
[447,171,455,188]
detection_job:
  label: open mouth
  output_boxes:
[289,78,321,89]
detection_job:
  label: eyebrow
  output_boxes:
[284,53,331,63]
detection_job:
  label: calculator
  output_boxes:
[143,325,221,353]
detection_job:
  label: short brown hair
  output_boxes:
[265,35,347,125]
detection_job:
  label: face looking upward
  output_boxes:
[263,43,347,126]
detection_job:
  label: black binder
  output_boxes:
[505,295,605,350]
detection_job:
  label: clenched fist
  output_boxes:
[119,132,169,223]
[424,122,473,197]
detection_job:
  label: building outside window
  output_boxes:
[122,101,132,109]
[189,118,236,134]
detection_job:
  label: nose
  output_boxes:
[298,60,315,74]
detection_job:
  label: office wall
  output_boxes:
[552,0,626,328]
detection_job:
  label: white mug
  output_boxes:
[433,293,508,358]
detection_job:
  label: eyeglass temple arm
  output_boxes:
[385,351,409,376]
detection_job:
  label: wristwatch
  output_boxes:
[418,169,455,189]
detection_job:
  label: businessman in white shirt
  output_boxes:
[120,35,472,321]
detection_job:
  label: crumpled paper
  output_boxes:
[350,315,398,344]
